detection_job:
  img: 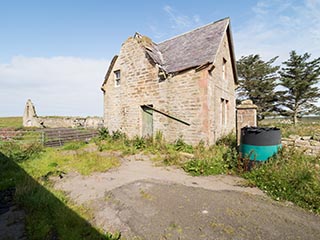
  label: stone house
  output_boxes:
[101,17,237,145]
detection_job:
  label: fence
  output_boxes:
[0,128,98,147]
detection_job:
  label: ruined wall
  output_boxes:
[22,100,103,129]
[102,34,236,145]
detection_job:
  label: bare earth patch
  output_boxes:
[53,154,320,239]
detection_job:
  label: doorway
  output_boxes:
[141,105,153,137]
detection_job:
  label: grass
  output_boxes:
[1,123,319,239]
[0,140,121,239]
[243,147,320,213]
[0,116,23,129]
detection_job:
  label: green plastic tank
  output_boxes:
[240,127,282,161]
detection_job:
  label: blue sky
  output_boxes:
[1,0,319,117]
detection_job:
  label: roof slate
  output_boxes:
[146,18,230,74]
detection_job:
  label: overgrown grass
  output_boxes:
[1,123,319,239]
[0,116,23,128]
[94,128,238,176]
[243,147,320,213]
[183,135,238,176]
[0,140,122,239]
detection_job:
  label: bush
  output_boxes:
[98,127,110,140]
[243,147,320,213]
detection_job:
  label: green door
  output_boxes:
[142,106,153,137]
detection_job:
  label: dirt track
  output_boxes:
[54,154,320,239]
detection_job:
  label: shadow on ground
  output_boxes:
[0,152,110,240]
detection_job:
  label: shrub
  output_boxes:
[98,127,110,140]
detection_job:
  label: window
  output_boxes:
[222,58,227,80]
[114,70,120,87]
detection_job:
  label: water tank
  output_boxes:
[240,127,282,161]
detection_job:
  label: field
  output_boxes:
[0,116,22,128]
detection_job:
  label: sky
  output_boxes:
[1,0,319,117]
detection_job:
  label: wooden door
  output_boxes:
[142,106,153,137]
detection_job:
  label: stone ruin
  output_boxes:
[22,99,103,129]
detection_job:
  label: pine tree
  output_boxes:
[278,51,320,124]
[236,54,279,120]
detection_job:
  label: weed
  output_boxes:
[183,134,238,176]
[243,147,320,213]
[174,137,193,153]
[0,141,43,163]
[112,130,126,141]
[132,136,147,150]
[98,127,111,140]
[62,141,86,150]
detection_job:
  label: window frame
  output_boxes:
[114,70,121,87]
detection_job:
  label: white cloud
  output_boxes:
[234,0,320,62]
[163,5,202,30]
[0,56,109,117]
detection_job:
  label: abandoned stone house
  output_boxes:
[101,17,237,145]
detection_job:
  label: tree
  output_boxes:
[236,54,279,120]
[278,51,320,124]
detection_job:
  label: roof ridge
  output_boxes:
[157,17,230,45]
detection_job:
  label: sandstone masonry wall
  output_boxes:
[102,33,236,145]
[208,33,236,144]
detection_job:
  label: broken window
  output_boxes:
[222,58,227,80]
[114,70,121,87]
[221,98,229,127]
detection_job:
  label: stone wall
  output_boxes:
[236,100,258,145]
[282,135,320,156]
[208,33,236,144]
[102,33,236,145]
[22,99,103,129]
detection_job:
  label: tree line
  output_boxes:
[236,50,320,124]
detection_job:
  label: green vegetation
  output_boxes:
[244,147,320,213]
[0,140,121,239]
[0,116,23,128]
[1,122,319,239]
[183,135,238,176]
[95,128,238,175]
[236,54,279,120]
[236,51,320,123]
[278,51,320,124]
